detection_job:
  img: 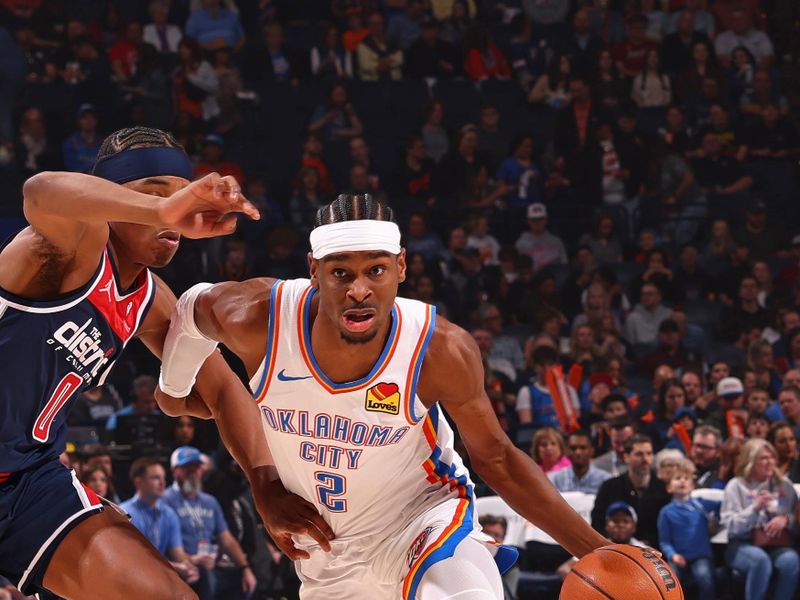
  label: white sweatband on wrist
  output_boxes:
[309,220,401,259]
[159,282,219,398]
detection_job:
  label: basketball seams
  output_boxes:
[596,547,669,600]
[569,567,615,599]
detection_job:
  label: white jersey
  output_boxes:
[249,279,476,543]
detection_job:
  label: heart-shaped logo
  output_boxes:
[376,382,399,398]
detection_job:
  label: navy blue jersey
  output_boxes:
[0,247,155,474]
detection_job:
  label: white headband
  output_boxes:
[310,220,402,259]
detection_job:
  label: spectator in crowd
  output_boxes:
[477,302,524,372]
[174,37,219,126]
[516,345,560,428]
[563,8,602,75]
[622,282,672,347]
[692,131,753,223]
[121,457,199,583]
[438,0,473,47]
[462,24,510,82]
[472,327,516,384]
[421,98,449,163]
[311,25,353,80]
[435,124,488,206]
[308,82,364,142]
[741,71,790,118]
[105,375,162,432]
[185,0,245,53]
[721,275,770,342]
[715,9,774,69]
[80,465,116,501]
[591,434,670,546]
[395,133,435,216]
[639,320,691,379]
[495,134,544,210]
[748,103,800,161]
[745,387,770,417]
[592,50,629,112]
[357,12,403,81]
[515,203,568,272]
[767,421,800,483]
[777,386,800,440]
[747,339,781,397]
[341,11,369,53]
[631,49,671,108]
[466,215,501,266]
[68,386,122,431]
[163,447,257,600]
[593,416,636,476]
[691,425,723,488]
[143,0,183,56]
[61,104,102,173]
[404,16,457,80]
[748,413,771,439]
[108,21,142,86]
[657,460,718,598]
[193,134,244,183]
[289,167,324,235]
[530,426,571,474]
[615,13,656,78]
[549,430,612,494]
[662,11,710,76]
[387,0,426,50]
[507,13,550,93]
[668,0,715,37]
[477,103,512,174]
[577,213,623,265]
[405,212,445,263]
[254,22,301,84]
[721,438,799,600]
[528,54,572,111]
[676,41,725,105]
[13,107,61,179]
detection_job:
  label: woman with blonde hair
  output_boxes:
[721,438,799,600]
[530,427,571,474]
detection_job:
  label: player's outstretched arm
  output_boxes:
[418,317,610,559]
[155,278,336,559]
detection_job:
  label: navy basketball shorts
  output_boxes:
[0,459,103,595]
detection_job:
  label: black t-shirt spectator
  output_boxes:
[661,31,711,75]
[719,302,770,342]
[394,156,435,213]
[747,119,800,155]
[404,37,459,79]
[692,154,747,192]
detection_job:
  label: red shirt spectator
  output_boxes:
[193,134,245,185]
[108,22,142,82]
[463,27,510,81]
[614,14,656,77]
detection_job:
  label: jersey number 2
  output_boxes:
[32,372,83,442]
[314,471,347,512]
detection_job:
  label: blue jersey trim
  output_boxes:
[407,306,436,424]
[301,287,399,390]
[252,280,283,398]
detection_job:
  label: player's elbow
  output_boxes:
[155,387,212,419]
[470,441,515,488]
[22,171,56,212]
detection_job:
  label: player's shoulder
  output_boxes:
[425,314,480,366]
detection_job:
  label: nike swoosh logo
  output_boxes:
[277,369,312,382]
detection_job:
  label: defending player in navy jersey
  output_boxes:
[159,194,610,599]
[0,127,334,599]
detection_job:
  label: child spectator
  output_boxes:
[657,460,719,598]
[747,412,770,440]
[516,345,560,428]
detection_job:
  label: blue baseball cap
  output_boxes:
[170,446,203,468]
[606,501,638,523]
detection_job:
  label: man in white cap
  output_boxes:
[706,377,747,438]
[157,194,609,599]
[514,203,567,271]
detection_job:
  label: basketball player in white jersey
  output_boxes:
[158,194,609,599]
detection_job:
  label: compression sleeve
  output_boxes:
[159,282,218,397]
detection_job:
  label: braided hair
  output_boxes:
[97,126,182,160]
[314,193,395,227]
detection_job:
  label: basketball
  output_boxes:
[560,544,684,600]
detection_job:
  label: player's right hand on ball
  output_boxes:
[158,172,260,239]
[257,478,335,560]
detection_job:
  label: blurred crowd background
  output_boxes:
[0,0,799,599]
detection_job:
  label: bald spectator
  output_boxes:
[667,0,715,37]
[714,10,773,69]
[477,302,525,372]
[622,282,673,347]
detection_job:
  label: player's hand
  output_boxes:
[256,478,335,560]
[241,566,257,594]
[158,172,260,239]
[672,554,686,567]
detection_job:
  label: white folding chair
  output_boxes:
[691,488,727,544]
[523,492,595,546]
[474,495,527,548]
